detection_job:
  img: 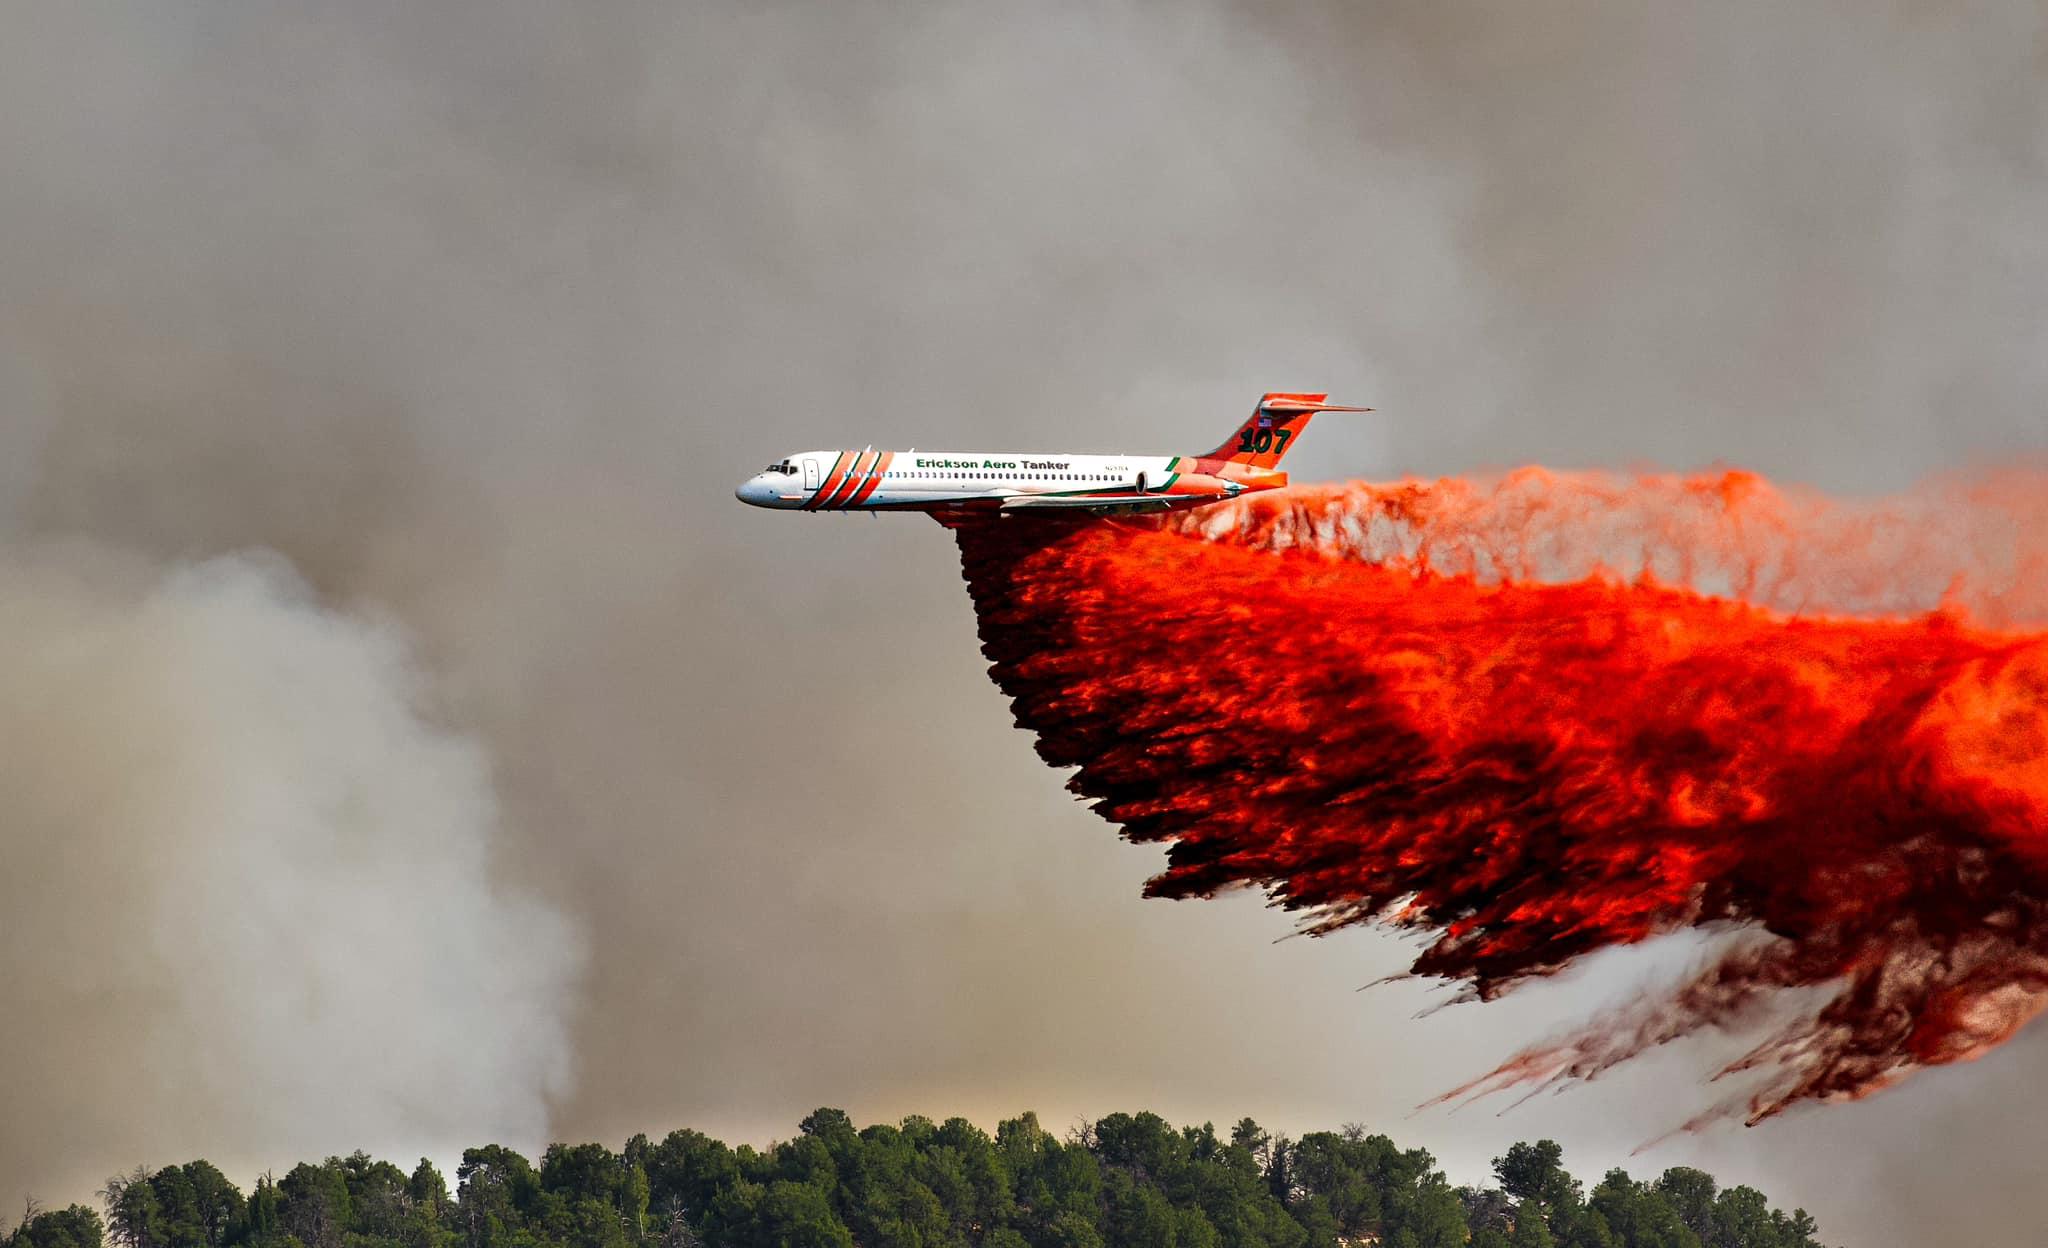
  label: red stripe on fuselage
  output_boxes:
[822,450,877,510]
[806,451,853,511]
[845,450,895,508]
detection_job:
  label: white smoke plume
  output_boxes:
[0,541,579,1200]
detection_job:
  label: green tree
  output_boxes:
[538,1142,648,1248]
[57,1109,1829,1248]
[1101,1172,1175,1248]
[1780,1208,1824,1248]
[1458,1186,1512,1240]
[1493,1144,1579,1210]
[1710,1187,1772,1248]
[1290,1132,1389,1237]
[1653,1169,1717,1245]
[11,1206,106,1248]
[409,1163,450,1220]
[145,1164,243,1248]
[1495,1142,1602,1248]
[277,1163,351,1248]
[456,1147,540,1248]
[797,1112,857,1151]
[399,1161,455,1248]
[996,1116,1099,1246]
[175,1165,243,1248]
[1382,1169,1467,1248]
[142,1168,199,1248]
[1094,1114,1188,1188]
[101,1169,164,1248]
[931,1117,1014,1235]
[1509,1208,1554,1248]
[242,1178,282,1248]
[1547,1202,1614,1248]
[704,1181,849,1248]
[338,1152,415,1245]
[1175,1207,1219,1248]
[643,1131,738,1230]
[1587,1170,1696,1248]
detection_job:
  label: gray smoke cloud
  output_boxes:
[1,3,2043,1245]
[0,541,579,1203]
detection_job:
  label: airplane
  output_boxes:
[734,392,1369,519]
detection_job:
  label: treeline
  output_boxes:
[5,1110,1828,1248]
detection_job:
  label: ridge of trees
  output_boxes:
[4,1111,1829,1248]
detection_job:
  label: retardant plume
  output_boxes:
[952,469,2048,1124]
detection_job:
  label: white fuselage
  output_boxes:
[737,448,1187,512]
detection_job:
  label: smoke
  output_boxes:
[0,541,579,1199]
[953,470,2048,1123]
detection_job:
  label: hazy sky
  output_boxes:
[1,4,2044,1245]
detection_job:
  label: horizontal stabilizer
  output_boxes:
[1203,391,1370,469]
[1256,396,1375,415]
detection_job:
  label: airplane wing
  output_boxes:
[999,494,1179,515]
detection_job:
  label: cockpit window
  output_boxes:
[762,461,797,475]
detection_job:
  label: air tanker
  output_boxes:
[735,392,1369,518]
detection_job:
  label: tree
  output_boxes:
[1000,1122,1099,1239]
[1094,1114,1187,1188]
[931,1117,1013,1233]
[643,1131,738,1228]
[1459,1187,1513,1239]
[101,1169,162,1248]
[1261,1137,1294,1207]
[241,1178,281,1248]
[410,1162,451,1218]
[537,1142,648,1248]
[340,1152,415,1244]
[141,1168,199,1248]
[1509,1208,1555,1248]
[1588,1170,1696,1248]
[704,1181,849,1248]
[1101,1173,1175,1248]
[1383,1170,1468,1248]
[797,1111,856,1149]
[1290,1132,1389,1237]
[1175,1207,1219,1248]
[10,1206,105,1248]
[1546,1202,1614,1248]
[277,1162,351,1248]
[1493,1143,1579,1210]
[173,1165,242,1248]
[1653,1169,1717,1244]
[1782,1208,1824,1248]
[457,1147,540,1248]
[403,1161,455,1248]
[51,1110,1828,1248]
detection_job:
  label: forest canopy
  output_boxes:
[5,1111,1826,1248]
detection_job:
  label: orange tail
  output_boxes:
[1201,392,1371,470]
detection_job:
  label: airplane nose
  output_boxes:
[736,477,769,506]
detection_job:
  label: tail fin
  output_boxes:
[1201,392,1372,469]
